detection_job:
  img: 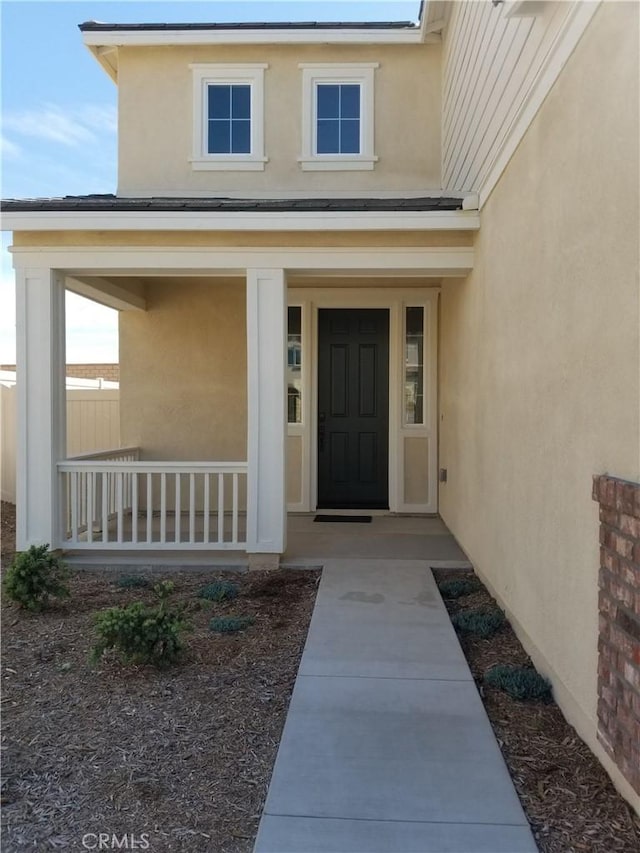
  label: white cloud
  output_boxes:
[0,135,23,161]
[3,103,117,149]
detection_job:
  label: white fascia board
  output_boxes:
[2,210,479,232]
[81,29,434,48]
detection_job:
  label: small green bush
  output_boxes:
[116,574,151,589]
[3,544,70,611]
[451,607,506,638]
[209,615,254,634]
[91,581,187,667]
[438,578,481,599]
[484,665,553,702]
[197,580,239,602]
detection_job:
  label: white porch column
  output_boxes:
[246,268,287,565]
[15,267,66,550]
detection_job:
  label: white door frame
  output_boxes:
[287,286,439,514]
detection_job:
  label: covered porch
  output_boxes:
[11,226,475,566]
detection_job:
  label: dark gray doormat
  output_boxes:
[314,515,372,523]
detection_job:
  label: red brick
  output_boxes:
[619,560,639,588]
[633,541,640,563]
[601,684,618,710]
[599,590,617,618]
[610,577,635,609]
[596,478,614,509]
[611,624,637,656]
[600,506,619,527]
[620,513,640,539]
[602,549,620,575]
[613,532,634,560]
[622,484,639,517]
[616,608,640,643]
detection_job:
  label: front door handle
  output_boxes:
[318,412,326,452]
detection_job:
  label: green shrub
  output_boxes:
[197,580,239,602]
[438,578,481,599]
[451,607,506,638]
[91,581,187,667]
[209,615,254,634]
[116,574,151,589]
[3,544,70,611]
[484,665,552,702]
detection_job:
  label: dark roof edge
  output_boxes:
[1,194,464,213]
[78,20,417,33]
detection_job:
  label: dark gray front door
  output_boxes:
[317,309,389,509]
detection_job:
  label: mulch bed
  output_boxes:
[1,501,319,852]
[433,568,640,853]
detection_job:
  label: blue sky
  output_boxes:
[0,0,419,363]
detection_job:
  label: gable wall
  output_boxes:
[117,43,441,195]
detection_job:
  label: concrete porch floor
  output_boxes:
[285,513,470,564]
[254,559,538,853]
[64,514,470,568]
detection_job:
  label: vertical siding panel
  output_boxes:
[443,1,576,192]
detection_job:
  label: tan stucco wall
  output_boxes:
[439,1,640,808]
[119,277,247,461]
[116,42,441,194]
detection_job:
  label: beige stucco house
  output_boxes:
[2,0,639,811]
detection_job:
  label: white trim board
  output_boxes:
[288,287,439,515]
[2,210,480,232]
[9,246,475,279]
[82,29,436,49]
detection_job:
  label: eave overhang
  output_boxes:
[79,18,439,81]
[1,209,479,233]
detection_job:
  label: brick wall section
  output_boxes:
[593,474,640,795]
[1,363,119,382]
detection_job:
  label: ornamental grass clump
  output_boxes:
[3,544,70,611]
[209,615,254,634]
[484,664,553,703]
[116,574,151,589]
[91,581,188,667]
[451,606,506,639]
[197,579,239,602]
[438,577,481,599]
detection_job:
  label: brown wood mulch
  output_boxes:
[433,567,640,853]
[1,501,319,852]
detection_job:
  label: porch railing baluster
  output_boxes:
[57,455,246,551]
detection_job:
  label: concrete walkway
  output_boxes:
[254,559,538,853]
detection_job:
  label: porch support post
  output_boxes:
[246,267,287,566]
[15,267,66,550]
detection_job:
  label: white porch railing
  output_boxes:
[58,452,247,550]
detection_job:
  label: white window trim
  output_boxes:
[189,63,268,171]
[298,63,379,171]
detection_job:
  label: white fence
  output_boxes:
[0,384,120,502]
[58,458,248,550]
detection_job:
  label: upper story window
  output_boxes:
[190,64,267,170]
[298,63,378,171]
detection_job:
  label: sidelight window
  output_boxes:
[288,307,302,424]
[404,307,424,425]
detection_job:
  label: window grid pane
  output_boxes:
[207,84,251,154]
[315,83,360,154]
[288,307,302,424]
[404,307,424,425]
